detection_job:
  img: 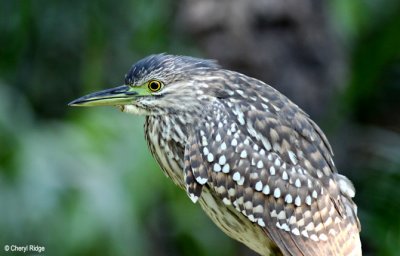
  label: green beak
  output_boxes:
[68,85,137,107]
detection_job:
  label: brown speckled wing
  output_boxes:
[184,94,361,255]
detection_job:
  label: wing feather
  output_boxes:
[183,95,361,255]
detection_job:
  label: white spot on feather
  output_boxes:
[222,198,231,205]
[281,223,290,231]
[248,214,256,222]
[222,164,230,173]
[305,222,315,232]
[255,181,263,191]
[274,188,281,198]
[319,234,328,241]
[291,228,300,236]
[277,211,286,219]
[295,179,301,188]
[295,196,301,206]
[312,190,318,198]
[220,142,227,150]
[213,163,221,172]
[237,116,245,125]
[282,171,288,180]
[189,193,198,203]
[201,136,208,146]
[262,185,270,195]
[236,89,244,95]
[269,166,276,175]
[261,137,272,151]
[207,153,214,162]
[272,104,280,112]
[285,194,293,204]
[233,172,241,181]
[231,138,238,146]
[289,216,296,224]
[288,150,298,165]
[306,195,312,206]
[219,155,227,165]
[196,176,208,184]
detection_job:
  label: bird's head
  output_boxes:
[69,54,223,115]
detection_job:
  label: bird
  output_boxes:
[69,54,362,256]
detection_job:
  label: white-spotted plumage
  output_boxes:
[132,55,362,256]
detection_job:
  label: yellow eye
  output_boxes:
[148,80,163,92]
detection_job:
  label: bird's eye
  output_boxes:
[148,80,163,92]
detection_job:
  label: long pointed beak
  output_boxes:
[68,85,137,107]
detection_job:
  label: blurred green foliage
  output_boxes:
[0,0,399,255]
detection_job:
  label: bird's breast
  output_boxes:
[144,115,188,188]
[198,186,280,256]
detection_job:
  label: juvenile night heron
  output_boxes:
[69,54,362,256]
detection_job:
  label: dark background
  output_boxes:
[0,0,399,255]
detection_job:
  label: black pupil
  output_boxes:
[150,82,159,90]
